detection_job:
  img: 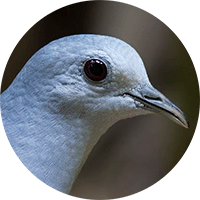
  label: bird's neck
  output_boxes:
[1,86,103,193]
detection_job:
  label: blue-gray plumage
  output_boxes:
[0,34,189,194]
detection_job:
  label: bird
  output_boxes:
[0,34,189,194]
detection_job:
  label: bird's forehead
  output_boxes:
[88,36,150,87]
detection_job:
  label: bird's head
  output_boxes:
[24,34,189,132]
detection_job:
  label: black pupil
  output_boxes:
[84,59,107,81]
[89,60,103,76]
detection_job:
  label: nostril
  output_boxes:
[144,95,162,101]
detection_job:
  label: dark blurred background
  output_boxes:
[1,1,199,199]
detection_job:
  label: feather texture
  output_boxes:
[1,34,188,193]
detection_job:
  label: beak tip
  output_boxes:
[185,119,190,129]
[181,112,190,129]
[174,110,190,129]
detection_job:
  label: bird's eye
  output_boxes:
[84,59,107,81]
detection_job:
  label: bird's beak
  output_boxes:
[123,85,189,128]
